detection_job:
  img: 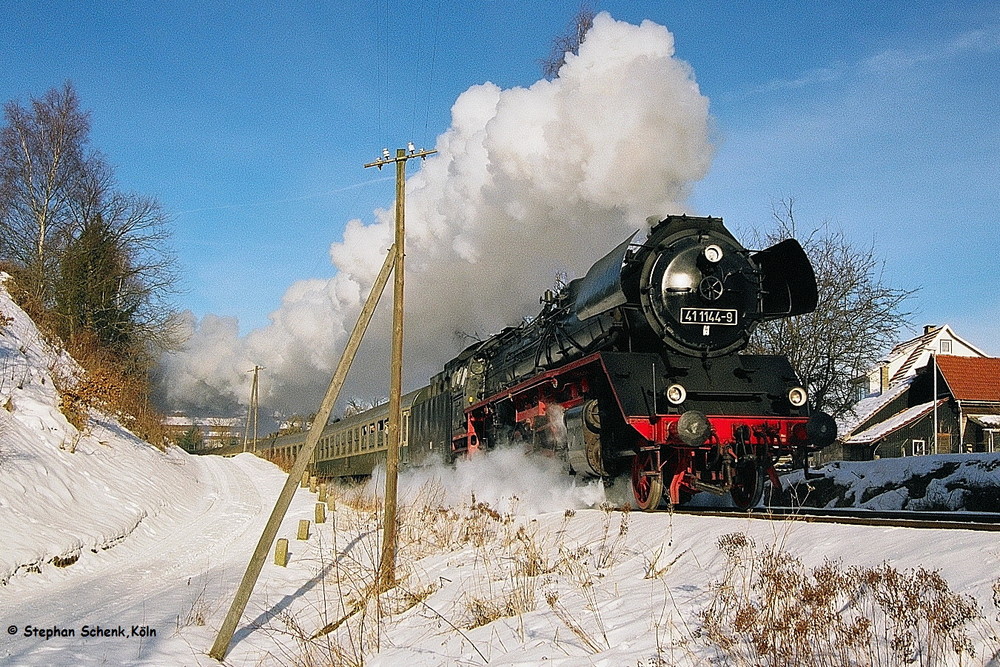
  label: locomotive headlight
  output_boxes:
[788,386,808,407]
[666,383,687,405]
[703,244,724,263]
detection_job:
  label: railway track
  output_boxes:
[652,506,1000,532]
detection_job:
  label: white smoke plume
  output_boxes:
[157,13,714,419]
[366,447,613,516]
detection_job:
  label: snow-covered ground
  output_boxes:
[2,282,999,666]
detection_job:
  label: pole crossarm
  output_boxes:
[209,244,398,661]
[364,146,436,170]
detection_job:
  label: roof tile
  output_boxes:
[935,355,1000,402]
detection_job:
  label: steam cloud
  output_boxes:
[156,13,714,420]
[366,447,614,516]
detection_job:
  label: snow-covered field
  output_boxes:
[2,282,1000,666]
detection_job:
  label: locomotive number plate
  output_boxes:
[680,307,738,326]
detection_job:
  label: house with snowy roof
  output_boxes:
[850,324,987,401]
[835,326,1000,460]
[162,413,243,450]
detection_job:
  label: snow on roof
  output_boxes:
[838,377,913,437]
[936,355,1000,402]
[969,414,1000,428]
[887,327,941,384]
[845,398,947,445]
[161,415,243,428]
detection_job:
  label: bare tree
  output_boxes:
[1,83,181,437]
[540,4,596,79]
[0,82,90,306]
[1,83,179,358]
[746,199,917,418]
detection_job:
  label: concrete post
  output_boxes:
[274,538,289,566]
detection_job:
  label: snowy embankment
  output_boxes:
[2,281,1000,666]
[782,453,1000,511]
[0,278,207,585]
[0,283,323,665]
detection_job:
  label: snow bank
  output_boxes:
[0,279,196,583]
[781,452,1000,511]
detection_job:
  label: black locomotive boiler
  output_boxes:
[259,215,836,510]
[417,214,835,509]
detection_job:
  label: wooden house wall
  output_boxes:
[845,401,960,460]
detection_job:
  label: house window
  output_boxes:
[939,339,952,354]
[912,439,926,456]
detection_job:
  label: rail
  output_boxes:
[650,505,1000,532]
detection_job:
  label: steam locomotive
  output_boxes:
[261,215,836,510]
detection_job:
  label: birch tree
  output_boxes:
[0,82,90,306]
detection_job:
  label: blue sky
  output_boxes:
[3,1,999,370]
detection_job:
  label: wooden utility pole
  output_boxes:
[209,245,398,661]
[364,144,435,590]
[210,143,434,661]
[242,365,263,453]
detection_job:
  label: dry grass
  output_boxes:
[275,479,1000,666]
[266,477,646,665]
[701,531,1000,666]
[52,334,169,447]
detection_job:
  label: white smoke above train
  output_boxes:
[156,13,714,419]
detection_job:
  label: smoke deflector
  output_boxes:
[752,239,818,319]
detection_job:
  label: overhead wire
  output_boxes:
[370,1,443,152]
[421,0,443,149]
[406,1,428,143]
